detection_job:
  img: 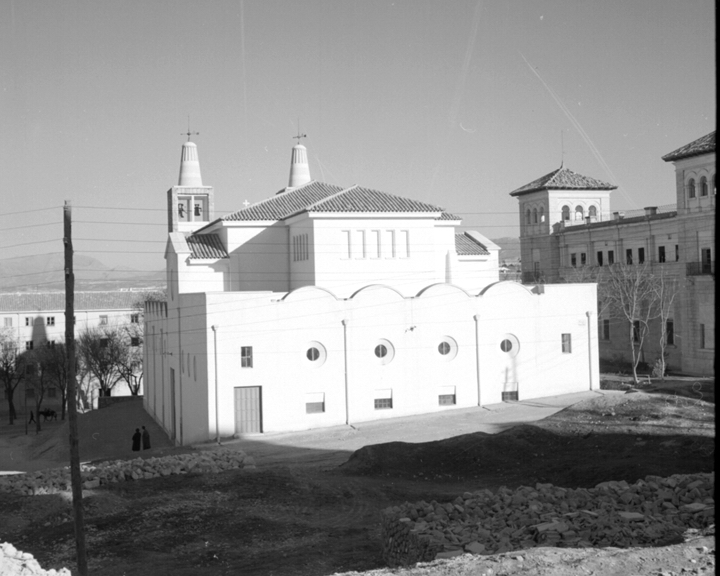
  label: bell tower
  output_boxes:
[168,138,215,233]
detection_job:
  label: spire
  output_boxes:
[287,129,311,189]
[178,141,203,186]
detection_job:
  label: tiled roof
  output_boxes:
[510,167,617,197]
[306,186,444,214]
[662,131,716,162]
[455,233,490,256]
[437,212,462,221]
[0,291,145,313]
[221,181,343,222]
[187,234,228,259]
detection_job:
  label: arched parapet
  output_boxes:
[281,285,340,304]
[415,282,471,300]
[349,284,406,302]
[478,280,536,300]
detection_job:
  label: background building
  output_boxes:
[512,131,715,376]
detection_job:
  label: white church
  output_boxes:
[144,139,599,445]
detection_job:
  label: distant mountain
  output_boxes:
[0,254,165,292]
[491,237,521,263]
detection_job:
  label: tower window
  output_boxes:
[588,205,598,219]
[688,179,696,199]
[525,209,531,225]
[658,246,666,263]
[532,208,538,224]
[539,207,545,222]
[575,206,584,220]
[700,177,708,197]
[194,203,202,216]
[561,206,570,221]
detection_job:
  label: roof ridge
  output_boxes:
[221,180,319,221]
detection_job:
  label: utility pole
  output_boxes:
[64,201,88,576]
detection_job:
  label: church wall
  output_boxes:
[225,224,291,292]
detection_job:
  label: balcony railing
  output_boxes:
[686,261,715,276]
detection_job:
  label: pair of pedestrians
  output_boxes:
[131,426,151,451]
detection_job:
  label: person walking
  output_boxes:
[141,426,151,450]
[28,411,35,424]
[132,428,141,452]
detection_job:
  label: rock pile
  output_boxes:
[381,472,714,567]
[0,449,255,496]
[0,542,70,576]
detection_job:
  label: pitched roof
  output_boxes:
[662,131,716,162]
[510,167,617,197]
[221,181,343,222]
[305,185,444,214]
[455,232,490,256]
[437,212,462,221]
[187,234,228,259]
[0,291,144,313]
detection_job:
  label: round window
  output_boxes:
[437,336,458,361]
[373,339,395,365]
[500,334,520,358]
[500,339,513,352]
[304,341,326,368]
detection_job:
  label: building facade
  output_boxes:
[512,131,715,376]
[145,140,600,445]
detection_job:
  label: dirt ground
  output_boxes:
[0,377,714,576]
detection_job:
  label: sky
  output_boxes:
[0,0,715,277]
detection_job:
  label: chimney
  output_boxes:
[644,206,658,216]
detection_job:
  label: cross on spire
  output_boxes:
[293,121,307,144]
[182,116,199,141]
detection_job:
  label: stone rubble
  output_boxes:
[0,542,71,576]
[0,449,255,496]
[381,472,714,567]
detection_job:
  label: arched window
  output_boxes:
[561,205,570,221]
[526,209,531,225]
[532,208,538,223]
[575,205,584,220]
[700,176,708,197]
[688,179,696,199]
[539,207,545,222]
[588,205,597,219]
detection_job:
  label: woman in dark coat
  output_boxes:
[142,426,151,450]
[131,428,141,452]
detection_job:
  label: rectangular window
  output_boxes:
[570,253,577,267]
[633,321,640,342]
[47,387,57,398]
[355,230,366,259]
[638,247,645,264]
[601,319,610,341]
[596,251,603,266]
[675,245,679,262]
[25,341,33,351]
[385,230,396,258]
[658,246,666,263]
[305,392,325,414]
[341,231,351,259]
[608,250,614,264]
[666,320,675,346]
[700,324,705,349]
[580,252,586,266]
[241,346,253,368]
[46,317,55,326]
[99,315,108,325]
[25,317,31,327]
[438,394,456,406]
[626,249,633,265]
[3,318,11,327]
[47,340,55,348]
[369,230,381,259]
[701,248,712,273]
[561,333,572,353]
[130,314,139,324]
[131,337,140,347]
[374,398,393,410]
[398,230,409,258]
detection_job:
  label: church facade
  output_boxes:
[144,140,599,445]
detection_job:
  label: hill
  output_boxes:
[0,254,164,292]
[490,236,520,263]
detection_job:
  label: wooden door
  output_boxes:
[234,387,262,434]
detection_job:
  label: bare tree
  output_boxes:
[602,262,660,384]
[0,328,26,424]
[651,267,680,380]
[117,323,143,395]
[76,326,125,397]
[39,341,72,420]
[25,344,61,433]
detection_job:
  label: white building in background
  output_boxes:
[0,291,145,407]
[145,139,600,446]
